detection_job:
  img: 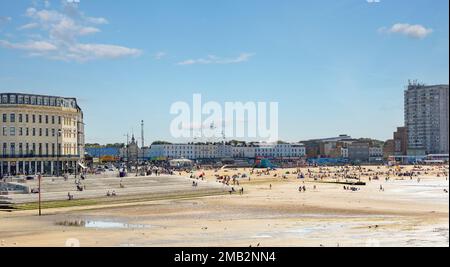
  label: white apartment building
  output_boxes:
[341,147,349,159]
[254,143,306,158]
[148,143,232,160]
[369,147,383,158]
[147,142,306,160]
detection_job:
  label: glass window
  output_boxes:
[10,95,16,104]
[10,127,15,136]
[10,113,15,123]
[10,143,15,156]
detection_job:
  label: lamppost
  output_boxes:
[56,129,62,177]
[38,174,42,216]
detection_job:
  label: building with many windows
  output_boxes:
[0,93,85,176]
[405,82,449,155]
[146,142,306,161]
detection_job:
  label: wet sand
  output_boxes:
[0,165,448,247]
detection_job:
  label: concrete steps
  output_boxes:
[5,175,229,205]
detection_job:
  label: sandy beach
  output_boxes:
[0,165,448,247]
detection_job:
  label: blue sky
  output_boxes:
[0,0,448,144]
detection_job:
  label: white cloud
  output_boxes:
[18,23,40,30]
[0,16,12,29]
[0,40,57,52]
[68,43,142,61]
[86,17,108,25]
[0,1,140,62]
[177,53,254,66]
[154,51,167,60]
[379,23,433,39]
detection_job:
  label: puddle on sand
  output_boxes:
[55,220,150,229]
[85,221,150,229]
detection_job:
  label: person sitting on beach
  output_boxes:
[106,191,111,197]
[112,191,117,197]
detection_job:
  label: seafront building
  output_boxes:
[146,142,306,161]
[393,127,408,156]
[405,82,449,155]
[0,93,85,176]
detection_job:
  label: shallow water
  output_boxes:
[56,219,150,229]
[388,178,449,202]
[84,221,150,229]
